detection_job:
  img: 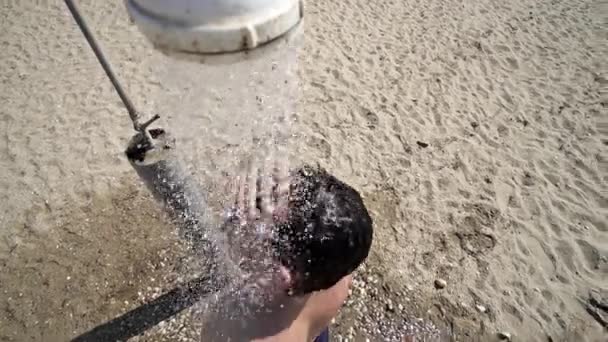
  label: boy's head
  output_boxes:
[272,165,373,296]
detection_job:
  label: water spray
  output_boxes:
[64,0,303,338]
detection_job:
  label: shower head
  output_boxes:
[125,0,304,61]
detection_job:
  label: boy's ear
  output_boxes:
[278,265,295,292]
[279,265,293,289]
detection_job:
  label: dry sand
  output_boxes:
[1,0,607,341]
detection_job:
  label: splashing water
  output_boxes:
[145,28,303,323]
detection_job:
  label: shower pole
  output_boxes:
[63,0,228,268]
[64,0,160,135]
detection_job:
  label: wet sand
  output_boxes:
[1,0,607,341]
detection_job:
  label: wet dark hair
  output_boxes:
[273,165,373,295]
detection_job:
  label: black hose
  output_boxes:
[71,273,226,342]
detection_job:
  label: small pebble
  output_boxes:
[434,279,447,289]
[498,331,512,340]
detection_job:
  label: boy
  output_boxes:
[200,164,374,341]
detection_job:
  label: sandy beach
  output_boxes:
[1,0,606,341]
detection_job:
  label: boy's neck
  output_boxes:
[251,298,314,342]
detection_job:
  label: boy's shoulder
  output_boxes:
[200,282,304,341]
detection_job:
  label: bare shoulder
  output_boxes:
[201,284,305,342]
